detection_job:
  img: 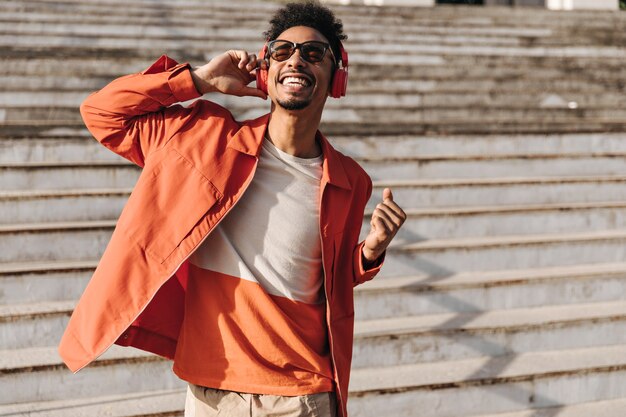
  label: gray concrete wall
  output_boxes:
[547,0,619,9]
[329,0,618,8]
[485,0,546,6]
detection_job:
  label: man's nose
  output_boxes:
[285,48,306,68]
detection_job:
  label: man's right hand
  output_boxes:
[191,50,268,99]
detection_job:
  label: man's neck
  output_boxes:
[267,107,322,158]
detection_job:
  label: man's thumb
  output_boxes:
[383,187,393,202]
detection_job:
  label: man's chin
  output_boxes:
[276,97,311,111]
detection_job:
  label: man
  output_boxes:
[59,2,406,416]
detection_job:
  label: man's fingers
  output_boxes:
[379,187,406,222]
[371,216,390,237]
[239,86,268,100]
[257,58,269,71]
[372,207,395,233]
[375,204,403,228]
[244,54,258,72]
[380,200,406,222]
[237,51,250,69]
[235,51,259,69]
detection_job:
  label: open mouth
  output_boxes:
[279,73,313,89]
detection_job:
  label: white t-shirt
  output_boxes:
[189,138,325,304]
[173,138,334,395]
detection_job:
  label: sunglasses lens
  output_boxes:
[270,41,294,62]
[269,41,328,63]
[301,43,326,63]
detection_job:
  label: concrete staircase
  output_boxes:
[2,0,626,415]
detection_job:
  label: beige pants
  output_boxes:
[184,383,338,417]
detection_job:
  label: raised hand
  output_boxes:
[191,50,268,99]
[362,188,406,266]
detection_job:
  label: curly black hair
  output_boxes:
[263,1,347,65]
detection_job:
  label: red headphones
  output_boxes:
[256,40,348,99]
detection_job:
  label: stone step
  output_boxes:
[383,229,626,277]
[0,260,95,305]
[223,106,626,124]
[6,55,626,79]
[0,243,623,313]
[355,262,626,319]
[0,7,600,34]
[359,153,626,181]
[7,65,626,88]
[365,202,626,242]
[348,344,626,417]
[0,45,439,67]
[477,398,626,417]
[2,286,624,365]
[0,162,140,190]
[371,176,626,208]
[0,388,186,417]
[8,182,622,229]
[5,153,626,190]
[7,168,626,209]
[0,124,91,140]
[0,0,278,17]
[5,105,626,126]
[12,7,606,32]
[7,20,624,50]
[347,81,626,95]
[6,0,625,27]
[3,393,626,417]
[4,33,625,60]
[321,119,626,137]
[0,345,186,405]
[9,5,619,30]
[0,137,120,164]
[7,21,621,50]
[2,64,623,92]
[2,21,554,45]
[4,133,625,163]
[4,219,626,270]
[352,301,626,368]
[0,189,129,224]
[4,89,626,109]
[5,183,626,238]
[352,62,626,82]
[0,300,74,349]
[333,133,626,158]
[2,381,626,417]
[0,221,113,263]
[4,119,626,138]
[2,252,624,315]
[3,321,626,410]
[3,35,533,59]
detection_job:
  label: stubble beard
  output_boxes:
[276,97,312,111]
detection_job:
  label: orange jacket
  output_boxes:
[58,55,384,417]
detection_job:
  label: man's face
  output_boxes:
[266,26,334,112]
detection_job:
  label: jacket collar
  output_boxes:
[227,113,352,191]
[226,113,269,156]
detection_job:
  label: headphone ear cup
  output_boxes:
[330,68,348,98]
[256,66,268,95]
[331,41,349,99]
[256,45,269,95]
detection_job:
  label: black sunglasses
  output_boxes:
[267,40,336,64]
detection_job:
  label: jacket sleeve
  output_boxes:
[79,55,202,167]
[353,174,386,286]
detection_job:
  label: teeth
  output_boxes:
[282,76,310,87]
